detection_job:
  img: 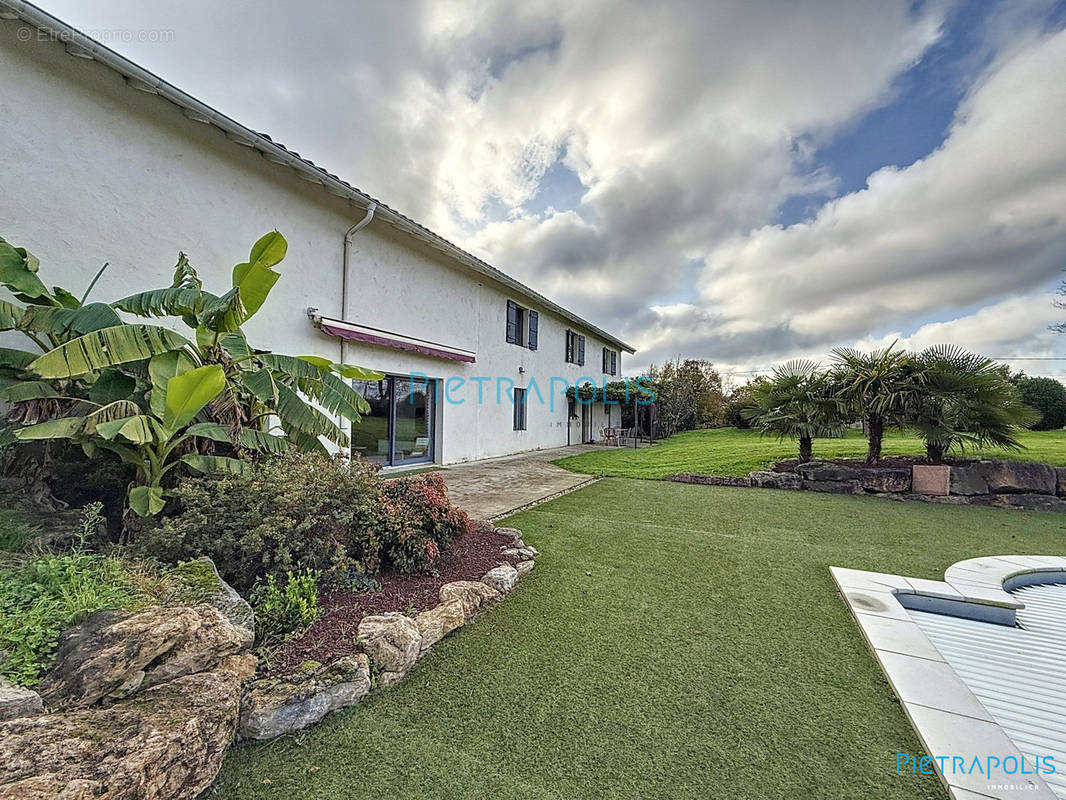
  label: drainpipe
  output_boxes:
[338,201,377,452]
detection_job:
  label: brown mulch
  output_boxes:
[265,526,519,675]
[771,456,927,473]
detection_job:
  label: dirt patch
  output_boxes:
[265,526,518,674]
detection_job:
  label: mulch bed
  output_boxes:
[266,526,519,675]
[771,456,927,473]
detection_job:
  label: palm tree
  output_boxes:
[829,344,923,464]
[742,360,842,463]
[912,345,1038,463]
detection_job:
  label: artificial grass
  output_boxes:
[211,479,1066,799]
[554,427,1066,479]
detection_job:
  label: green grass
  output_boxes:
[0,508,40,552]
[555,427,1066,479]
[212,479,1066,799]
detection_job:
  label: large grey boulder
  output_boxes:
[239,655,370,741]
[481,564,519,595]
[795,462,909,492]
[438,580,503,620]
[995,493,1066,513]
[0,658,252,800]
[0,679,42,722]
[414,600,465,652]
[801,479,863,495]
[358,613,422,678]
[981,460,1057,495]
[949,462,990,496]
[40,604,250,709]
[1056,467,1066,497]
[749,471,802,490]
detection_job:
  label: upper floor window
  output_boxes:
[602,347,618,376]
[565,329,585,365]
[506,300,538,350]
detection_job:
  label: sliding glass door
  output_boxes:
[351,376,435,466]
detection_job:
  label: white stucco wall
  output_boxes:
[0,19,628,464]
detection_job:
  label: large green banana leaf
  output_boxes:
[30,325,191,378]
[163,364,226,431]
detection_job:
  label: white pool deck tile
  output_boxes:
[830,558,1066,800]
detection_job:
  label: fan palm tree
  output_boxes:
[912,345,1038,463]
[829,344,923,464]
[742,360,843,463]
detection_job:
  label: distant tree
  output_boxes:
[1015,376,1066,431]
[724,379,764,429]
[646,359,726,436]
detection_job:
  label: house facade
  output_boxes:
[0,3,634,466]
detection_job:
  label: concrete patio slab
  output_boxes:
[440,445,604,521]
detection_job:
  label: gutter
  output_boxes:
[0,0,635,355]
[337,202,377,451]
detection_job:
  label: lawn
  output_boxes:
[554,427,1066,479]
[211,479,1066,799]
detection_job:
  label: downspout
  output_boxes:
[338,201,377,452]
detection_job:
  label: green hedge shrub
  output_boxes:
[250,568,320,646]
[133,453,471,594]
[1016,376,1066,431]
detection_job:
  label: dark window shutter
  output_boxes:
[577,335,585,366]
[566,330,574,363]
[506,300,518,344]
[603,347,609,373]
[611,350,618,375]
[527,310,538,350]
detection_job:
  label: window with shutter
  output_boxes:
[566,330,574,363]
[506,300,518,344]
[602,347,608,373]
[527,310,538,350]
[611,350,618,375]
[577,335,585,366]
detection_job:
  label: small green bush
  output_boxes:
[1017,376,1066,431]
[134,453,471,593]
[251,568,319,646]
[0,554,140,686]
[0,508,39,552]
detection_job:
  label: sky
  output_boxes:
[38,0,1066,383]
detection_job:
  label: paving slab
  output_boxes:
[440,445,604,520]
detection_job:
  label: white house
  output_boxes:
[0,2,635,467]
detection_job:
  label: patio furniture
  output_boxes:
[600,426,619,446]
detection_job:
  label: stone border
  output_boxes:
[488,477,599,522]
[669,459,1066,514]
[832,556,1066,799]
[238,526,538,740]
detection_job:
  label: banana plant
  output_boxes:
[13,358,268,515]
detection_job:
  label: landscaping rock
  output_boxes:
[515,560,535,578]
[239,655,370,741]
[357,613,422,674]
[856,468,911,493]
[994,493,1066,513]
[801,479,863,495]
[795,462,858,482]
[0,679,42,722]
[949,463,990,496]
[414,599,465,651]
[438,580,503,620]
[796,462,909,493]
[981,460,1056,495]
[749,471,802,490]
[494,526,525,543]
[40,604,251,709]
[481,564,519,594]
[501,546,538,560]
[173,557,255,643]
[666,473,751,487]
[1056,467,1066,497]
[0,665,247,800]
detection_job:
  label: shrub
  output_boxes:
[250,569,319,646]
[0,554,139,686]
[380,471,471,574]
[132,453,382,593]
[1016,376,1066,431]
[134,453,471,592]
